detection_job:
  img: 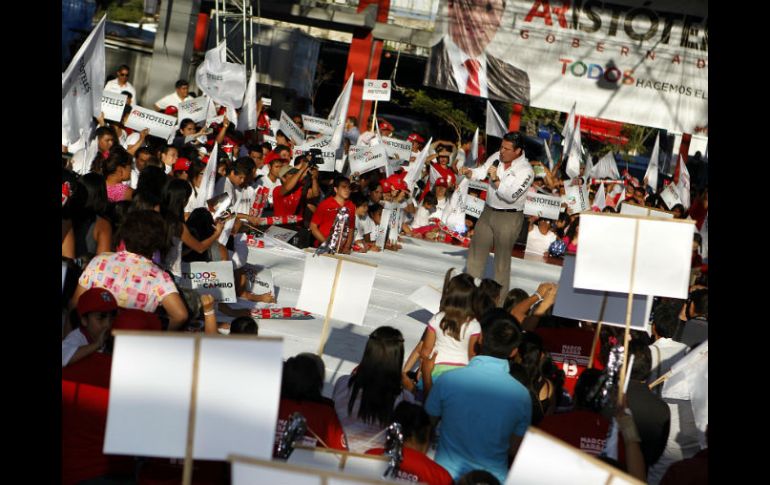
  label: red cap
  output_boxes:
[435,177,448,188]
[201,155,210,164]
[164,106,178,116]
[379,120,394,132]
[173,157,191,172]
[113,309,162,331]
[379,178,393,192]
[217,106,227,116]
[407,133,425,144]
[264,151,282,165]
[77,288,118,316]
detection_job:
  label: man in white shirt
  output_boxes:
[154,80,192,111]
[462,132,533,296]
[257,152,284,208]
[69,127,116,175]
[104,64,137,104]
[525,218,557,256]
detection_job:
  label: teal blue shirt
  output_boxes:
[425,355,531,483]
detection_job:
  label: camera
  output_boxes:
[303,148,324,167]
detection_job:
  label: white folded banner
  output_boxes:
[280,111,305,145]
[125,105,177,140]
[101,91,128,122]
[301,115,334,135]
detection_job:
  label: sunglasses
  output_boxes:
[118,72,129,77]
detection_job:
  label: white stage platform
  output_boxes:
[226,237,563,396]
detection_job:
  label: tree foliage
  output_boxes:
[398,88,476,144]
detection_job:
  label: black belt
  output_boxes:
[487,206,522,213]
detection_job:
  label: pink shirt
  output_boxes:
[106,183,130,202]
[78,251,178,313]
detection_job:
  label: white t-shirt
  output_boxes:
[412,205,434,228]
[104,79,137,103]
[184,189,198,213]
[435,196,448,213]
[428,311,481,366]
[525,227,557,256]
[155,92,192,110]
[62,328,89,367]
[258,175,282,206]
[354,214,376,242]
[71,143,99,175]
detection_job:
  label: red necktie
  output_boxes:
[465,59,481,96]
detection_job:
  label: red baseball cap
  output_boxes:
[379,120,394,132]
[113,309,162,331]
[407,133,425,144]
[379,178,393,192]
[264,151,282,165]
[164,106,178,116]
[77,288,118,316]
[435,177,448,188]
[173,157,191,172]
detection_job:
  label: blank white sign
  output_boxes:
[231,456,393,485]
[408,285,442,314]
[296,254,377,326]
[104,334,284,461]
[574,214,694,299]
[288,448,389,480]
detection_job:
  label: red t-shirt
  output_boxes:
[310,197,356,244]
[538,410,625,462]
[62,353,133,485]
[366,447,453,485]
[272,185,304,217]
[535,327,604,397]
[273,398,348,456]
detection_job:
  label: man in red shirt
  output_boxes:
[272,157,319,217]
[310,176,356,253]
[366,402,453,485]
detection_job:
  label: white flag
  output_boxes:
[592,182,607,211]
[193,143,219,210]
[404,137,433,192]
[441,177,470,231]
[583,152,594,182]
[662,340,708,447]
[485,101,508,139]
[429,164,443,187]
[62,16,106,146]
[677,155,691,209]
[645,132,660,192]
[544,139,554,171]
[564,118,582,180]
[466,128,479,168]
[237,67,258,131]
[195,42,246,110]
[328,74,354,152]
[561,101,576,139]
[591,151,620,179]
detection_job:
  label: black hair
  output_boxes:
[391,402,432,445]
[93,145,132,177]
[628,339,652,381]
[368,203,383,218]
[350,192,368,208]
[69,172,109,224]
[652,302,681,338]
[117,64,130,72]
[503,288,530,313]
[133,165,168,209]
[574,368,603,412]
[274,144,290,154]
[232,157,256,176]
[116,210,169,259]
[175,79,189,89]
[260,142,272,152]
[473,279,502,321]
[94,126,115,141]
[565,214,580,241]
[230,316,258,335]
[502,131,525,149]
[479,309,523,359]
[183,208,216,262]
[456,470,501,485]
[689,288,708,317]
[282,353,325,402]
[422,192,438,207]
[178,118,196,132]
[347,326,405,426]
[334,176,351,189]
[440,273,478,340]
[161,178,193,239]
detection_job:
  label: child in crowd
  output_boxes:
[351,193,379,253]
[62,288,117,367]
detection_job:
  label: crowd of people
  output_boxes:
[61,65,708,484]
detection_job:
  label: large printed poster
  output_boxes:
[423,0,708,133]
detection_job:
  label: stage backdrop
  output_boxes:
[423,0,707,134]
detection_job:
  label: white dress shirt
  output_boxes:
[468,151,534,210]
[155,92,192,110]
[445,36,489,98]
[104,79,137,103]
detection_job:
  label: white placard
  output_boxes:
[105,334,284,461]
[574,213,695,299]
[263,135,277,149]
[177,96,209,124]
[301,115,334,135]
[231,455,393,485]
[289,447,389,479]
[261,97,272,107]
[179,261,237,303]
[553,255,652,331]
[104,334,194,457]
[408,285,442,314]
[233,461,321,485]
[280,110,305,145]
[620,202,674,219]
[506,427,643,485]
[464,195,485,218]
[660,183,682,209]
[293,137,337,172]
[349,144,389,175]
[295,253,377,326]
[270,119,281,136]
[374,208,392,250]
[265,225,297,242]
[101,91,128,122]
[244,265,274,295]
[565,183,590,215]
[125,105,177,140]
[524,192,562,220]
[362,79,392,101]
[382,136,412,161]
[193,338,283,460]
[468,179,490,192]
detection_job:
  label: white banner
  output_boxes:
[362,79,392,101]
[264,225,297,243]
[125,105,177,140]
[348,144,389,175]
[382,136,412,161]
[62,16,106,145]
[292,137,337,172]
[301,115,334,135]
[179,261,237,303]
[177,96,209,124]
[101,91,127,122]
[565,182,590,214]
[238,68,258,131]
[328,75,354,152]
[263,135,277,149]
[524,192,562,220]
[660,183,682,209]
[195,42,246,109]
[279,110,305,145]
[464,195,485,218]
[260,97,271,107]
[424,0,708,133]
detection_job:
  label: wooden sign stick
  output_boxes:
[618,219,640,402]
[182,333,203,485]
[587,293,609,369]
[317,258,343,356]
